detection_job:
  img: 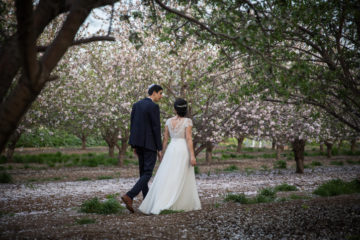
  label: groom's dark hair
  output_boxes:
[148,84,163,95]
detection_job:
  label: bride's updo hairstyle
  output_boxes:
[174,98,188,117]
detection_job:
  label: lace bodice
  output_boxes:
[165,117,193,139]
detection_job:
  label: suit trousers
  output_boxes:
[127,147,157,199]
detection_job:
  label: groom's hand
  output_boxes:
[133,148,138,157]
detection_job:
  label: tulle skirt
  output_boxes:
[138,138,201,214]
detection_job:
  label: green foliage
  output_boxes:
[260,165,269,171]
[97,175,113,180]
[274,183,297,192]
[289,194,310,200]
[224,193,249,204]
[330,161,344,166]
[223,165,238,172]
[80,197,124,214]
[16,128,106,147]
[75,217,96,225]
[225,187,277,205]
[310,161,322,167]
[0,156,6,164]
[11,153,118,167]
[159,209,184,215]
[194,166,200,174]
[274,160,287,169]
[239,154,256,159]
[0,171,12,183]
[258,187,277,199]
[106,193,120,199]
[244,167,255,175]
[77,177,91,181]
[346,159,360,165]
[313,179,360,197]
[261,153,277,159]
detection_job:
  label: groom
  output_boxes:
[121,84,163,213]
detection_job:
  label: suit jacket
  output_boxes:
[128,98,162,152]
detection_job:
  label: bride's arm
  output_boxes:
[185,126,196,166]
[161,126,170,157]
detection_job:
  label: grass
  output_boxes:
[213,203,220,208]
[225,193,249,204]
[159,209,184,215]
[77,177,91,181]
[225,187,277,204]
[80,197,125,214]
[261,153,277,159]
[225,183,300,204]
[346,159,360,165]
[97,175,113,180]
[310,161,322,166]
[106,193,120,199]
[9,152,120,168]
[274,183,297,192]
[221,153,238,160]
[260,165,269,171]
[244,167,255,175]
[239,154,256,159]
[313,179,360,197]
[289,194,310,200]
[75,217,96,225]
[330,161,344,166]
[274,160,287,169]
[25,177,63,183]
[0,171,13,183]
[223,165,238,172]
[194,166,200,174]
[16,127,106,148]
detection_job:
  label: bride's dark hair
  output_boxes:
[174,98,188,117]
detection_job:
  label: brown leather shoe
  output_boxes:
[121,194,134,213]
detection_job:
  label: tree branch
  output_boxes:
[37,36,115,52]
[15,0,40,85]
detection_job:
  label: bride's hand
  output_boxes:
[190,156,196,166]
[158,151,162,162]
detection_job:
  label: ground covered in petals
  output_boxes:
[0,150,359,239]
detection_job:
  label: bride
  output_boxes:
[138,98,201,214]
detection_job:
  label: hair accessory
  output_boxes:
[148,84,155,90]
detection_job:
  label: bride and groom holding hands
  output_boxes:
[121,84,201,215]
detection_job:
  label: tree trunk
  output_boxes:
[0,2,94,153]
[325,141,333,158]
[195,143,206,157]
[276,145,283,160]
[108,145,115,158]
[272,139,276,150]
[350,139,356,153]
[292,138,306,174]
[0,80,44,153]
[205,141,213,164]
[102,128,120,159]
[236,136,244,153]
[117,138,128,167]
[6,130,22,162]
[81,134,87,150]
[320,144,324,154]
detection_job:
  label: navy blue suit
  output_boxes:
[127,98,162,199]
[128,98,162,152]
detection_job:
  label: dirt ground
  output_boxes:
[0,148,360,239]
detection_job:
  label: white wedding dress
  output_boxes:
[138,117,201,215]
